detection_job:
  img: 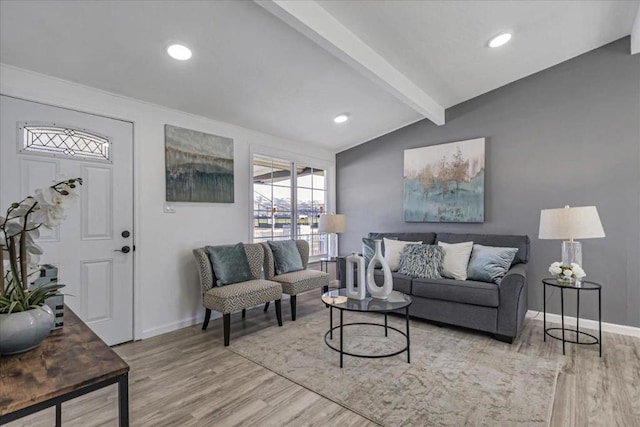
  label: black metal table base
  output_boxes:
[327,306,410,368]
[1,373,129,426]
[543,278,602,357]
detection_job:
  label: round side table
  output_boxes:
[542,278,602,357]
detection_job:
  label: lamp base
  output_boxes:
[561,241,582,267]
[328,233,338,259]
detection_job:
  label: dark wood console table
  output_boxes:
[0,306,130,426]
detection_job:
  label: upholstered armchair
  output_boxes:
[261,240,330,321]
[193,243,283,346]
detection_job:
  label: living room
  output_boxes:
[1,1,639,426]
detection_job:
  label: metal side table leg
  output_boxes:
[560,288,565,355]
[543,282,546,342]
[339,309,344,368]
[599,288,602,357]
[118,373,129,427]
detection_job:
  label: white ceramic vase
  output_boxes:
[0,305,54,355]
[346,252,366,300]
[366,239,393,299]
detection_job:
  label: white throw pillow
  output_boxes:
[437,241,474,280]
[383,238,422,271]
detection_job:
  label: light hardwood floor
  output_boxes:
[5,288,639,427]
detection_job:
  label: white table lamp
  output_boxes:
[318,214,347,258]
[538,205,605,267]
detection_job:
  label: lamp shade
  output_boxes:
[538,206,605,240]
[318,214,347,234]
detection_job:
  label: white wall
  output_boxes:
[0,64,335,340]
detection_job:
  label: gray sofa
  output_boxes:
[338,232,530,343]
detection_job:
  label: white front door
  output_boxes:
[0,95,134,345]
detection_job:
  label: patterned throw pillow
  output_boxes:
[268,240,304,275]
[466,244,518,284]
[206,243,253,286]
[398,244,444,279]
[384,238,423,271]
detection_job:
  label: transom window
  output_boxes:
[253,154,328,258]
[20,122,111,162]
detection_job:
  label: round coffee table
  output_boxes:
[321,288,412,368]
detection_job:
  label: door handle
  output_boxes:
[115,246,131,254]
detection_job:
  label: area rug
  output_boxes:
[228,309,561,426]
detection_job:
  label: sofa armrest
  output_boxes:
[496,263,528,338]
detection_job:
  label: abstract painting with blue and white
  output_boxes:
[404,138,485,222]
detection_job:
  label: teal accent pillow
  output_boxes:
[466,244,518,284]
[398,244,444,279]
[205,243,253,286]
[268,240,304,275]
[362,237,397,266]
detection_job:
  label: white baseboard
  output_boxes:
[140,313,208,340]
[139,301,288,340]
[526,310,640,338]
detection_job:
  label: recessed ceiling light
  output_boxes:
[334,113,349,124]
[488,33,512,48]
[167,44,192,60]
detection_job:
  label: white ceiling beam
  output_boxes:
[256,0,445,125]
[632,5,640,55]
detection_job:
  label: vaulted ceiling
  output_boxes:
[1,1,638,152]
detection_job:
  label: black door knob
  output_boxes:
[122,230,131,238]
[115,246,131,254]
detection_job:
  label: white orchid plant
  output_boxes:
[0,178,82,314]
[548,261,586,284]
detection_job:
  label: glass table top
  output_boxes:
[321,288,412,312]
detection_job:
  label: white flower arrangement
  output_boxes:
[1,178,82,313]
[548,261,586,283]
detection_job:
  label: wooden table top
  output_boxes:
[0,306,129,416]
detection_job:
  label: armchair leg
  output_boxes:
[275,299,283,326]
[290,295,297,321]
[263,301,270,312]
[202,308,211,330]
[242,309,246,319]
[223,313,231,346]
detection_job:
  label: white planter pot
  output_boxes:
[0,305,54,355]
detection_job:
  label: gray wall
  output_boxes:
[336,37,640,328]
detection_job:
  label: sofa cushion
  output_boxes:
[369,232,436,245]
[467,244,518,284]
[374,270,412,294]
[268,240,304,275]
[436,233,530,265]
[205,243,253,286]
[203,279,282,314]
[411,277,499,307]
[274,269,329,295]
[398,244,444,279]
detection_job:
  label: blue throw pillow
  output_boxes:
[398,244,444,279]
[466,244,518,284]
[268,240,304,275]
[362,237,397,266]
[206,243,253,286]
